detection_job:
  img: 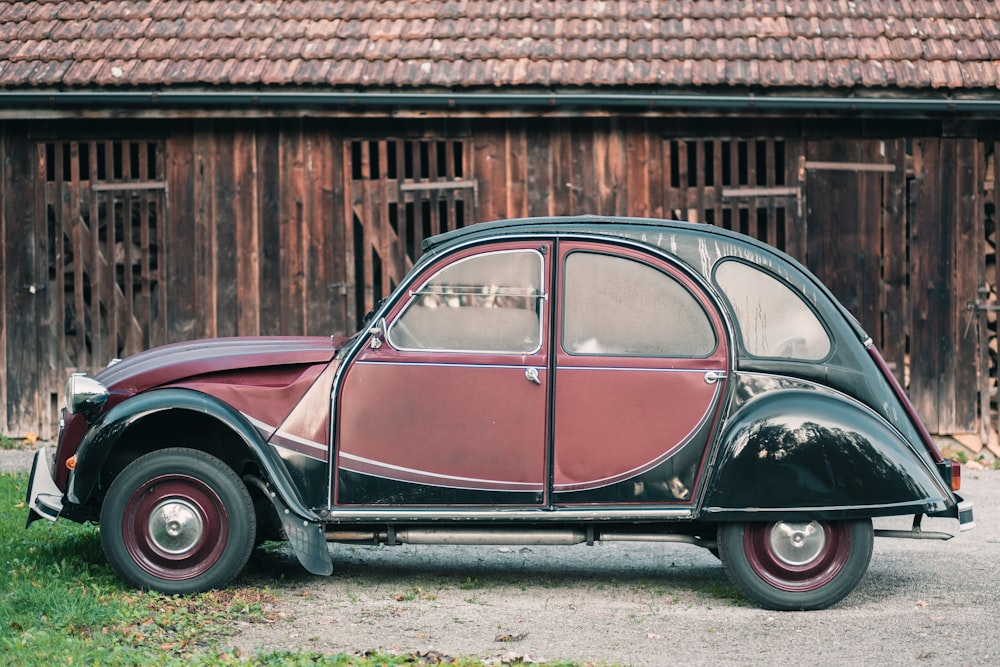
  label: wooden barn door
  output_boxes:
[803,139,984,436]
[344,137,476,332]
[35,140,167,437]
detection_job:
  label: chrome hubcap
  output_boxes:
[769,521,825,566]
[147,498,204,555]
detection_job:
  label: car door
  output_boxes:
[335,242,551,506]
[552,242,729,505]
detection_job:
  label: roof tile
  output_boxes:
[0,0,995,94]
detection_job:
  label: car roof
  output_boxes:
[423,215,744,253]
[423,215,869,342]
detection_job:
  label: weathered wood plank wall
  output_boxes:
[0,117,992,439]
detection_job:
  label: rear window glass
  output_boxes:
[715,260,831,361]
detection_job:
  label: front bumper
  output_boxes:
[25,447,65,527]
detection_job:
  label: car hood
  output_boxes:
[93,336,340,394]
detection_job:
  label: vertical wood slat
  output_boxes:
[935,139,959,432]
[69,142,87,369]
[187,127,211,340]
[214,126,238,338]
[87,143,104,361]
[880,139,908,384]
[727,139,740,234]
[909,138,943,432]
[52,143,67,374]
[154,141,169,349]
[137,143,153,347]
[712,139,723,227]
[342,140,358,333]
[234,121,260,336]
[784,138,807,262]
[279,119,307,335]
[746,139,758,237]
[377,139,397,292]
[694,139,705,224]
[764,139,776,246]
[625,119,649,218]
[525,118,553,218]
[950,139,982,432]
[257,127,282,336]
[679,140,690,220]
[506,121,528,219]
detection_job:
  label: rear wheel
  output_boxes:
[100,448,256,593]
[717,518,873,610]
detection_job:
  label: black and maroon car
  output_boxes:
[27,215,973,610]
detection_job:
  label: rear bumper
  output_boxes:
[956,494,975,531]
[927,492,974,531]
[25,447,64,527]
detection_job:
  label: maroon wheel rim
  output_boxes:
[743,521,852,592]
[120,474,230,581]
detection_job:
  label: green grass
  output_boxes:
[0,434,24,449]
[1,472,550,666]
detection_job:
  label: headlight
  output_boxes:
[65,373,109,417]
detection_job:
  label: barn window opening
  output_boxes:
[346,137,476,330]
[38,139,167,376]
[664,138,791,252]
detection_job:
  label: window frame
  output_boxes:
[559,248,719,360]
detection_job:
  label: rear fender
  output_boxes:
[67,388,318,522]
[700,389,954,521]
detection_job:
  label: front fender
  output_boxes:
[700,389,954,521]
[67,388,318,522]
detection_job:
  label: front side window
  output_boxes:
[562,252,716,357]
[388,249,544,353]
[714,260,832,360]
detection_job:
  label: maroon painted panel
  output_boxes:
[553,367,722,492]
[338,360,547,493]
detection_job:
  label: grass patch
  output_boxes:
[0,433,31,450]
[3,473,588,666]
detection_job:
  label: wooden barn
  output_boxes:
[1,1,999,445]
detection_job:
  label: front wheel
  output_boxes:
[100,448,256,594]
[717,518,873,611]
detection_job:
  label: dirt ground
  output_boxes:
[226,469,1000,666]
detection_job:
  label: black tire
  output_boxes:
[100,448,256,594]
[717,518,873,611]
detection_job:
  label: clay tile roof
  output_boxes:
[0,0,997,93]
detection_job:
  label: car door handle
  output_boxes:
[704,370,727,384]
[525,367,542,385]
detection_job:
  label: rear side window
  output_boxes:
[715,260,831,361]
[562,251,716,357]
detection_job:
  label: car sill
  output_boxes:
[320,507,695,523]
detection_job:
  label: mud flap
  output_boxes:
[244,475,332,576]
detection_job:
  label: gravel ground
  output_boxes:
[8,447,999,665]
[229,468,1000,666]
[0,447,35,473]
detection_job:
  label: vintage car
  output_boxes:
[27,215,973,610]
